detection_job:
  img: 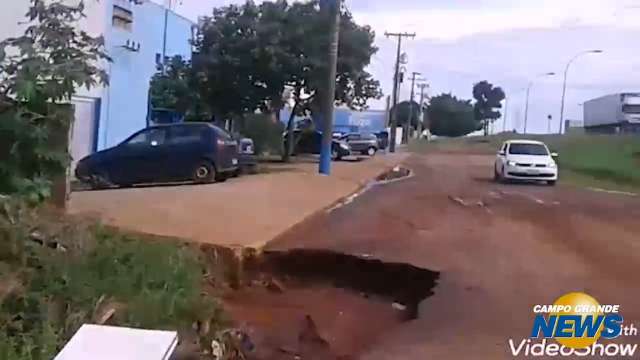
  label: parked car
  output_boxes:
[284,130,351,160]
[494,140,558,185]
[375,131,389,150]
[340,133,379,156]
[237,137,258,174]
[75,123,239,189]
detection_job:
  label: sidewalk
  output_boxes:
[68,153,408,248]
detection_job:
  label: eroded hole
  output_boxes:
[375,166,412,182]
[257,249,440,320]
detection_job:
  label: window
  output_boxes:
[508,143,549,156]
[623,105,640,114]
[112,5,133,31]
[169,126,204,145]
[348,134,361,141]
[127,128,167,146]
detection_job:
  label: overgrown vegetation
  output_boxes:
[234,113,285,155]
[0,197,224,359]
[0,0,110,201]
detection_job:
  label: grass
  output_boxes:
[410,133,640,191]
[0,197,226,360]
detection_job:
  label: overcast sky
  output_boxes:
[165,0,640,133]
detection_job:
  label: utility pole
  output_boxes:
[384,95,391,127]
[318,0,341,175]
[405,72,421,143]
[417,83,428,137]
[385,32,415,153]
[502,97,509,133]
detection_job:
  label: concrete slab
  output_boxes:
[68,153,408,247]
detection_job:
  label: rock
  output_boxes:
[266,278,286,293]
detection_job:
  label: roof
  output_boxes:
[505,139,546,145]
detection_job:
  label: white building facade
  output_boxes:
[0,0,195,169]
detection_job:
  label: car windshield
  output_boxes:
[509,143,549,156]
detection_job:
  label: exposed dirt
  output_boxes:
[266,152,640,359]
[216,249,439,359]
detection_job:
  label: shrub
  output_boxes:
[235,113,285,155]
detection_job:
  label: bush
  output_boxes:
[235,113,285,155]
[0,198,225,359]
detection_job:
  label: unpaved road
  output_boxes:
[267,151,640,359]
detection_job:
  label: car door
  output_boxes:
[109,127,169,184]
[165,125,206,180]
[347,134,363,152]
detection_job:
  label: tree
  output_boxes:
[193,0,382,161]
[391,101,421,130]
[427,94,478,137]
[149,56,208,121]
[472,80,505,136]
[0,0,110,201]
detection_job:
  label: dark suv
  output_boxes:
[340,133,379,156]
[75,123,239,188]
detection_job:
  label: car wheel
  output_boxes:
[90,171,113,190]
[367,147,377,156]
[331,149,338,161]
[547,180,557,186]
[493,167,500,182]
[193,162,216,183]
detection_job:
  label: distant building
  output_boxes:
[279,107,387,134]
[564,120,584,134]
[0,0,194,169]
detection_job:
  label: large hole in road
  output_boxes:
[254,249,440,320]
[201,245,439,358]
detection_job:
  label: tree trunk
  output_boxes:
[282,102,298,163]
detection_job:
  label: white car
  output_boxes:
[494,140,559,186]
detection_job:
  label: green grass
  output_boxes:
[0,198,226,360]
[411,134,640,191]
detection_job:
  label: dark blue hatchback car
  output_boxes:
[75,123,239,189]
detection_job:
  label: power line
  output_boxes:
[384,32,415,153]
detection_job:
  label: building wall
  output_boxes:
[100,0,194,149]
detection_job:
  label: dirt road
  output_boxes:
[267,151,640,359]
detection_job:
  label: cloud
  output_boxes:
[166,0,640,133]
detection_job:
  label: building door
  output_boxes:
[70,97,99,174]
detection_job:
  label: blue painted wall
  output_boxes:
[98,1,194,149]
[279,107,387,134]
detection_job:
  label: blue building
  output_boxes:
[280,107,387,135]
[63,0,194,170]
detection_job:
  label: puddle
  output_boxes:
[212,248,439,359]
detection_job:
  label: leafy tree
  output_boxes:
[472,80,505,136]
[427,94,478,137]
[0,0,109,200]
[391,100,421,130]
[149,56,208,121]
[192,0,382,161]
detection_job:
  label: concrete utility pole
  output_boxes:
[502,97,509,133]
[417,83,428,137]
[385,32,415,153]
[405,72,421,143]
[524,72,555,134]
[318,0,341,175]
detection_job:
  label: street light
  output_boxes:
[524,72,555,134]
[558,50,603,134]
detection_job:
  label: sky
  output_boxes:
[163,0,640,133]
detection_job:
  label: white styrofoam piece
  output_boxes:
[54,324,178,360]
